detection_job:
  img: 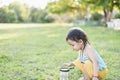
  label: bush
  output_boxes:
[31,9,55,23]
[114,13,120,19]
[91,12,103,21]
[0,7,17,23]
[44,14,55,23]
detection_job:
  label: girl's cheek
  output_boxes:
[72,46,74,49]
[71,46,73,49]
[73,46,76,50]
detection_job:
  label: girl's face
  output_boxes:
[67,39,83,51]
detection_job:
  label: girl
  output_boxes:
[62,27,107,80]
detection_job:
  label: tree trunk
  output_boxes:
[103,9,112,22]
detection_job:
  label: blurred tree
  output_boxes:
[8,1,31,22]
[0,1,55,23]
[30,8,54,23]
[47,0,120,22]
[82,0,120,22]
[47,0,87,17]
[0,7,17,23]
[29,7,38,22]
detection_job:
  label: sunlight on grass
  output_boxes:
[0,33,21,40]
[0,23,72,29]
[47,34,60,38]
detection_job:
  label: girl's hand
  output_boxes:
[62,63,71,67]
[62,62,74,67]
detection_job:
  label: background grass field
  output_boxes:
[0,24,120,80]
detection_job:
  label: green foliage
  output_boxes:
[44,14,55,23]
[66,17,75,23]
[82,0,120,11]
[47,0,86,15]
[8,1,31,22]
[114,13,120,18]
[0,53,11,63]
[30,9,55,23]
[0,1,54,23]
[47,1,68,14]
[79,0,120,21]
[91,12,103,21]
[0,0,120,23]
[46,0,119,22]
[36,10,51,23]
[0,7,17,23]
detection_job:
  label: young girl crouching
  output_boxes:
[62,27,107,80]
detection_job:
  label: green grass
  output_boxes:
[0,24,120,80]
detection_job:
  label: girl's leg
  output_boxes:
[78,77,84,80]
[82,71,90,80]
[78,77,91,80]
[73,59,107,80]
[84,60,94,79]
[73,59,91,80]
[83,63,91,80]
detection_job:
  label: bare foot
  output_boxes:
[78,77,84,80]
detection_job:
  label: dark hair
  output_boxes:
[66,27,89,50]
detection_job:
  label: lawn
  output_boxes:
[0,24,120,80]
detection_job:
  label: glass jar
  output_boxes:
[60,68,69,80]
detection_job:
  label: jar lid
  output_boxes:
[60,68,69,72]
